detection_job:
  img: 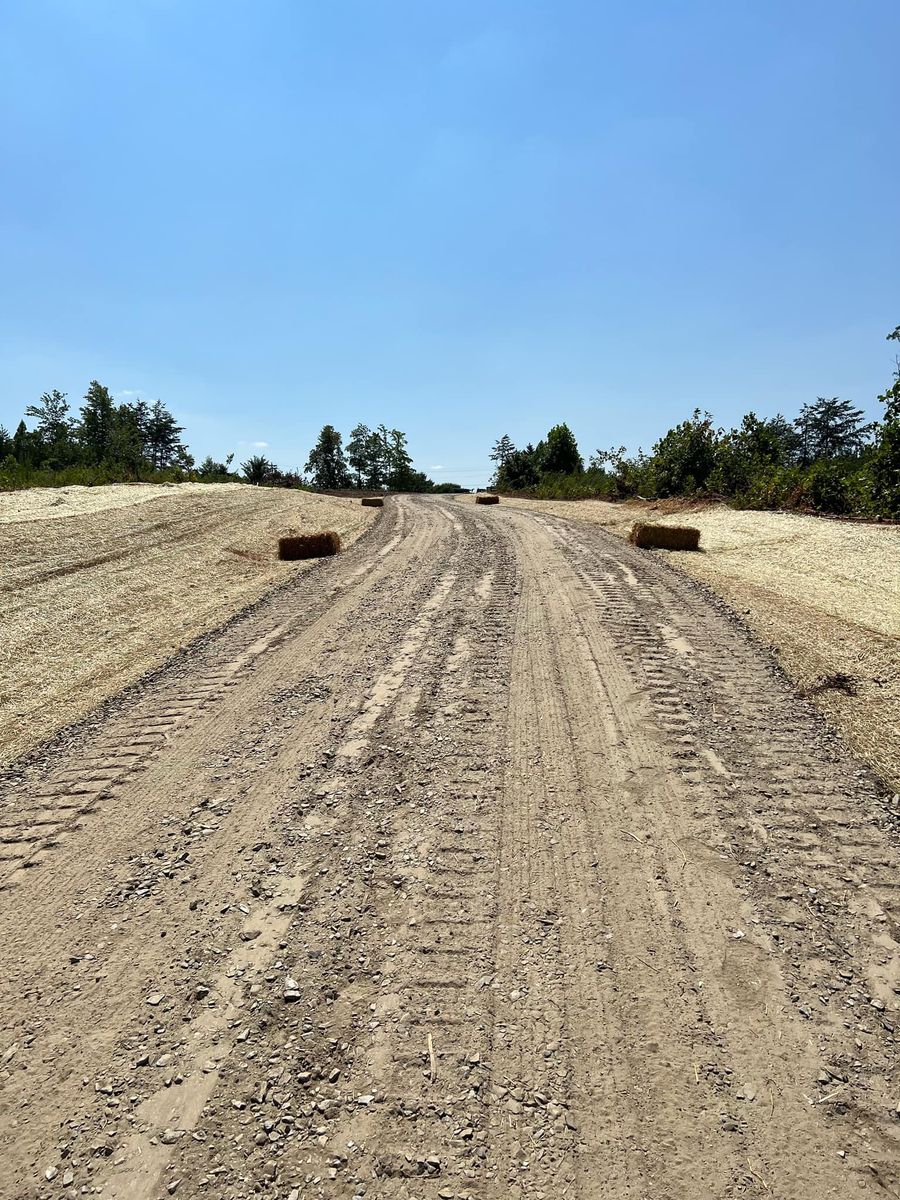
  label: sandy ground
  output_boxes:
[0,483,375,765]
[491,496,900,792]
[0,495,898,1198]
[0,480,228,525]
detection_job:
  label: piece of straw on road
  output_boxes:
[278,531,342,560]
[628,522,700,551]
[476,494,500,505]
[361,497,384,507]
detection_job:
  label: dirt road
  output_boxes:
[1,496,898,1199]
[495,495,900,792]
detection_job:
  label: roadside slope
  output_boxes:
[0,483,375,764]
[489,496,900,790]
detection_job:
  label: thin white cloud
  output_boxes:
[430,464,445,471]
[253,441,269,449]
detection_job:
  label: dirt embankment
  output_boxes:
[0,483,376,765]
[490,495,900,791]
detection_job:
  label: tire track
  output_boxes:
[503,508,900,1196]
[1,496,897,1200]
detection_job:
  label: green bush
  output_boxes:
[533,469,614,500]
[800,461,852,514]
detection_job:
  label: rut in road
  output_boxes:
[0,496,898,1200]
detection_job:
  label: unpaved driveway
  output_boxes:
[0,496,898,1199]
[492,496,900,791]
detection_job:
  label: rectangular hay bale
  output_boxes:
[475,494,500,505]
[628,522,700,551]
[278,531,342,560]
[361,497,384,507]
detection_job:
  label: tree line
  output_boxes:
[1,383,197,481]
[0,384,466,495]
[490,327,900,517]
[243,423,465,493]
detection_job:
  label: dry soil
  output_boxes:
[0,483,374,765]
[0,495,898,1199]
[492,496,900,792]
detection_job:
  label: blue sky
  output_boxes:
[2,1,898,486]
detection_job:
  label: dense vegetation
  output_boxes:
[0,383,204,489]
[304,423,433,491]
[252,424,465,492]
[490,327,900,517]
[0,386,466,494]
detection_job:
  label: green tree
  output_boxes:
[871,326,900,516]
[490,434,516,468]
[12,419,41,467]
[346,423,388,488]
[108,401,148,472]
[794,397,870,463]
[144,399,189,468]
[766,414,803,465]
[650,409,717,496]
[305,425,351,489]
[383,428,416,489]
[78,380,116,464]
[590,445,651,497]
[198,452,235,478]
[711,412,795,496]
[496,443,541,490]
[25,390,76,465]
[346,423,373,487]
[541,423,583,475]
[0,425,12,460]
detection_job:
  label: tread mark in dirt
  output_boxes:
[1,498,898,1200]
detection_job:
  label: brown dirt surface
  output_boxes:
[1,495,899,1199]
[0,483,374,765]
[492,495,900,792]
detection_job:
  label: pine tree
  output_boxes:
[490,434,516,467]
[109,402,148,472]
[78,381,116,464]
[144,400,188,468]
[794,397,870,462]
[13,419,41,467]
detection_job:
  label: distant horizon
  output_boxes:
[2,1,898,490]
